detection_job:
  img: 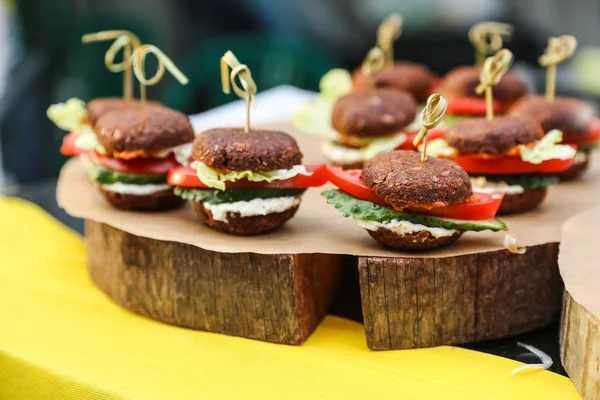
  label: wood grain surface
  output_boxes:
[359,244,562,350]
[86,221,344,345]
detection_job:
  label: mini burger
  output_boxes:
[439,65,528,123]
[48,97,161,157]
[510,95,600,180]
[427,115,576,214]
[325,88,445,169]
[48,98,195,211]
[167,128,328,235]
[351,13,437,101]
[323,150,506,250]
[352,61,437,102]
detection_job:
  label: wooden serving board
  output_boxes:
[57,123,600,348]
[560,205,600,399]
[85,222,343,344]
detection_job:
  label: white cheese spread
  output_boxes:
[100,182,172,195]
[321,141,364,164]
[355,219,457,238]
[470,177,525,195]
[153,143,193,166]
[322,132,408,165]
[203,196,301,222]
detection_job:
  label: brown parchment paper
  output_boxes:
[559,204,600,317]
[57,123,600,258]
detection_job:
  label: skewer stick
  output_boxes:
[220,51,257,133]
[468,22,513,67]
[475,49,514,121]
[82,30,142,100]
[413,93,448,162]
[539,35,577,102]
[376,14,403,65]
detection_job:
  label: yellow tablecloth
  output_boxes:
[0,197,581,399]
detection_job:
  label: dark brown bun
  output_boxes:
[332,88,417,138]
[193,201,300,235]
[87,97,161,124]
[361,150,472,210]
[557,154,591,181]
[509,95,596,135]
[352,61,436,101]
[440,66,527,104]
[192,128,302,171]
[98,187,185,211]
[445,115,543,155]
[94,105,194,153]
[330,160,364,170]
[497,187,547,214]
[367,228,463,250]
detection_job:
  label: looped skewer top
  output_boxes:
[82,30,142,100]
[539,35,578,66]
[412,93,448,162]
[475,48,514,94]
[468,22,513,67]
[475,49,514,120]
[132,44,189,102]
[361,47,386,80]
[376,13,403,64]
[221,50,257,132]
[82,30,188,102]
[539,35,577,102]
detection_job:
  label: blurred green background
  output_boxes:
[2,0,600,184]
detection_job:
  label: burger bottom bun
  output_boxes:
[557,155,591,182]
[497,187,547,215]
[98,187,184,211]
[366,228,463,251]
[193,201,300,236]
[329,159,364,170]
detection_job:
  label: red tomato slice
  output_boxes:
[446,97,509,116]
[442,153,575,174]
[89,152,182,175]
[326,166,503,220]
[562,119,600,145]
[326,168,388,206]
[398,128,443,150]
[167,164,329,188]
[60,133,85,156]
[407,193,504,221]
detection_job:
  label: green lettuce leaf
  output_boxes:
[192,162,313,191]
[292,69,352,139]
[47,98,89,133]
[319,68,353,100]
[360,133,407,160]
[323,133,409,163]
[174,187,306,204]
[322,189,507,232]
[90,164,166,185]
[520,129,576,164]
[47,97,108,153]
[444,114,465,127]
[74,131,106,153]
[421,139,459,157]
